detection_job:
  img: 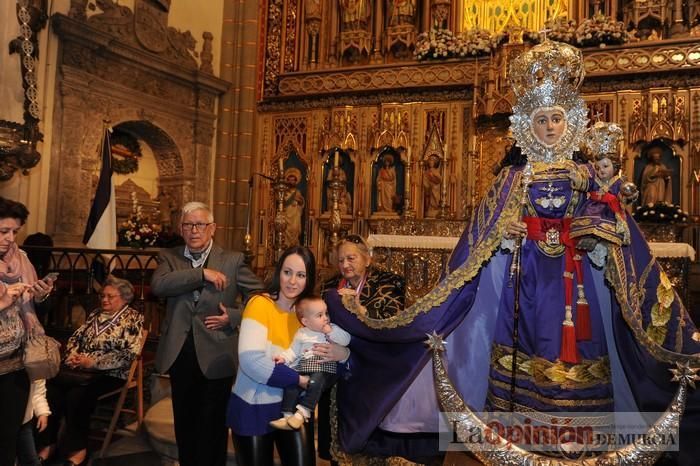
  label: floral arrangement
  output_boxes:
[575,12,629,47]
[634,202,688,224]
[524,13,629,48]
[118,193,161,248]
[415,28,505,60]
[415,13,629,61]
[523,17,578,44]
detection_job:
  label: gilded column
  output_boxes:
[371,0,383,63]
[213,0,261,250]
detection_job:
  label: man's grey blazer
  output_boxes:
[152,244,263,379]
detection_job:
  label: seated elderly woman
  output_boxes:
[37,275,144,466]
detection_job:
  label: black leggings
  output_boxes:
[0,369,29,466]
[231,420,315,466]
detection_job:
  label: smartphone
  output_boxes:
[42,272,59,282]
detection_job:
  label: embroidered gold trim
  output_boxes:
[488,395,614,427]
[607,245,700,365]
[569,220,624,245]
[491,344,611,390]
[489,378,613,407]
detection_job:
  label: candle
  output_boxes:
[278,157,284,174]
[334,151,339,168]
[406,147,411,164]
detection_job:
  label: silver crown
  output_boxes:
[509,40,585,98]
[508,41,588,164]
[583,121,624,161]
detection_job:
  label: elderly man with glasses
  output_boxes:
[152,201,263,466]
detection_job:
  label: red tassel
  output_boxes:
[560,324,579,364]
[576,303,592,341]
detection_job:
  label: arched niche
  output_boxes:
[47,12,228,246]
[278,145,310,247]
[111,120,185,231]
[321,147,355,216]
[633,139,682,206]
[371,146,405,216]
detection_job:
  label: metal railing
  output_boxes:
[22,246,164,338]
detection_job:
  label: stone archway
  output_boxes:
[47,10,229,246]
[112,120,185,232]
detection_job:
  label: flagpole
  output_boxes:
[83,121,117,251]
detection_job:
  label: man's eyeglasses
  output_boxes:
[181,222,213,232]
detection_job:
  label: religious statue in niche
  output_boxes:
[422,154,441,217]
[377,154,397,212]
[339,0,373,31]
[306,0,322,18]
[388,0,416,26]
[632,140,687,224]
[326,166,353,215]
[640,144,674,205]
[322,150,355,215]
[283,167,306,247]
[372,151,404,214]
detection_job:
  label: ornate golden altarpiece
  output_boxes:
[252,1,700,305]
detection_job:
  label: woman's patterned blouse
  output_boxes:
[64,306,144,380]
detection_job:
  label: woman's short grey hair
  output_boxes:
[104,275,135,304]
[336,234,372,260]
[180,201,214,223]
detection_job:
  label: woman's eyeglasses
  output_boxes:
[100,293,121,300]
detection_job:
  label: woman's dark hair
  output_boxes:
[264,246,316,303]
[493,144,527,175]
[493,145,589,175]
[0,197,29,224]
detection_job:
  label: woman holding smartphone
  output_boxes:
[0,197,54,466]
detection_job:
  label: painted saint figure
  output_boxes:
[422,154,441,217]
[283,168,305,247]
[339,0,372,31]
[326,166,352,215]
[640,145,673,205]
[376,154,397,213]
[388,0,415,26]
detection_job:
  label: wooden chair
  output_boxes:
[94,329,148,458]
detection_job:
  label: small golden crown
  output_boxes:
[509,40,585,98]
[583,121,624,160]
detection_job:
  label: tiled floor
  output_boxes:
[89,425,333,466]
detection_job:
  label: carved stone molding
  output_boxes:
[277,60,476,97]
[48,13,230,245]
[583,39,700,76]
[368,218,466,236]
[269,38,700,101]
[259,88,472,112]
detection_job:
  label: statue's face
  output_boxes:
[594,157,615,181]
[648,148,662,162]
[531,108,567,146]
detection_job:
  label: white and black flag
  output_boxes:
[82,127,117,249]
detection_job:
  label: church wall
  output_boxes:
[251,98,470,268]
[0,0,226,244]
